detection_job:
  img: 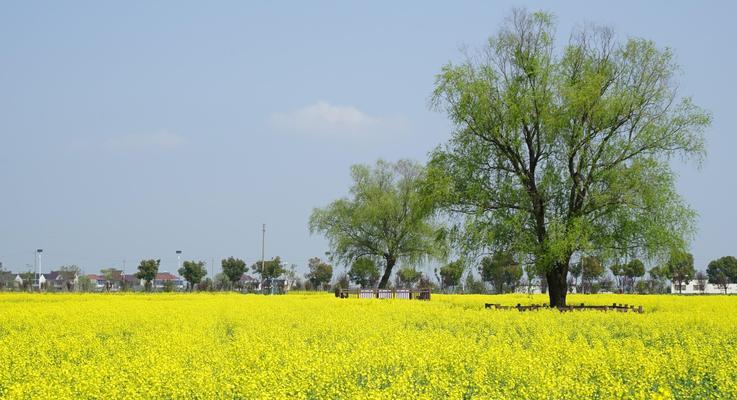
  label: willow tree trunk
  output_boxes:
[378,253,396,289]
[546,259,570,307]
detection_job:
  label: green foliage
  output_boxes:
[135,259,160,291]
[625,260,646,280]
[178,260,207,291]
[101,268,122,282]
[395,267,422,289]
[213,273,232,291]
[162,280,175,292]
[348,258,380,288]
[479,252,522,293]
[665,251,695,293]
[464,274,487,294]
[19,271,34,291]
[611,259,646,292]
[334,273,350,290]
[581,257,605,281]
[707,256,737,284]
[77,275,93,292]
[221,257,246,286]
[305,257,333,290]
[425,9,709,306]
[310,159,445,288]
[578,256,605,294]
[251,256,285,280]
[439,260,464,290]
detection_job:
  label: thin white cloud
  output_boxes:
[103,131,186,151]
[269,101,409,137]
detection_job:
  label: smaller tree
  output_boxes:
[305,257,333,290]
[648,266,668,294]
[213,273,232,291]
[101,268,122,291]
[334,273,350,290]
[707,256,737,288]
[694,271,708,294]
[135,259,160,291]
[221,257,246,289]
[609,264,625,293]
[178,260,207,291]
[580,256,605,294]
[251,257,285,280]
[623,259,646,293]
[711,272,729,294]
[59,265,82,292]
[479,253,522,294]
[464,273,486,294]
[348,258,380,288]
[439,260,464,292]
[395,267,422,289]
[665,251,695,294]
[20,270,34,291]
[77,275,93,292]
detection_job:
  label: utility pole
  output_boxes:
[261,224,267,294]
[36,249,43,292]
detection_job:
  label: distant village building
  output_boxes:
[671,279,737,294]
[39,271,79,291]
[152,272,185,290]
[85,271,184,291]
[239,274,260,291]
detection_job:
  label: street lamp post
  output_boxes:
[36,249,43,292]
[176,250,182,290]
[261,224,268,294]
[176,250,182,270]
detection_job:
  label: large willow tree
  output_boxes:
[310,160,443,288]
[427,10,709,306]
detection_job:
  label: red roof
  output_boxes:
[155,272,179,280]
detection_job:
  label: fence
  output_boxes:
[338,288,431,300]
[485,302,644,313]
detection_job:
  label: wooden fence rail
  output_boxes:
[338,289,431,300]
[484,302,644,313]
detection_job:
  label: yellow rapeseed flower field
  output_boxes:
[0,293,735,399]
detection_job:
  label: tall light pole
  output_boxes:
[176,250,182,271]
[36,249,43,292]
[261,224,267,294]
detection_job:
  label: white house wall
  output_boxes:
[671,281,737,294]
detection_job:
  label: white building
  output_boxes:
[671,279,737,294]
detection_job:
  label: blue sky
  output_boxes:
[1,1,735,276]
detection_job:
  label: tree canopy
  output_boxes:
[395,266,422,289]
[479,252,522,293]
[178,260,207,291]
[305,257,333,290]
[251,257,285,280]
[706,256,737,284]
[310,159,444,288]
[439,260,464,290]
[135,259,160,291]
[425,9,709,306]
[348,258,380,288]
[221,257,246,287]
[665,251,695,294]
